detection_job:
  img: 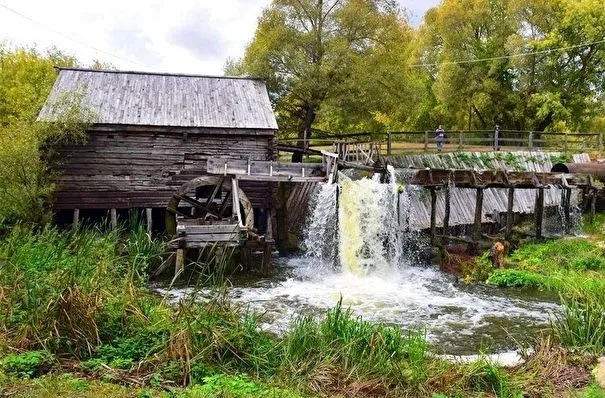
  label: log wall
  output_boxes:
[53,125,276,209]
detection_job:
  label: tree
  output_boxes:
[228,0,410,161]
[417,0,605,132]
[0,46,95,224]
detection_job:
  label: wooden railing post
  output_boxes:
[424,131,429,152]
[599,132,603,152]
[458,130,463,151]
[564,132,568,152]
[528,131,533,150]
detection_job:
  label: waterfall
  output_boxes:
[304,166,417,276]
[301,183,338,271]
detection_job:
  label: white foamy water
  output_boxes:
[160,169,560,354]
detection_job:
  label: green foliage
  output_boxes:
[0,46,96,225]
[0,224,165,355]
[552,286,605,355]
[550,153,573,164]
[487,269,544,288]
[460,358,520,397]
[1,350,55,378]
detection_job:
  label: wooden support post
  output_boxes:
[535,188,544,240]
[442,185,451,243]
[564,188,571,234]
[564,132,568,152]
[458,130,463,151]
[261,209,275,276]
[473,188,484,243]
[528,131,533,149]
[387,133,392,156]
[110,208,117,230]
[429,188,437,246]
[72,208,80,229]
[505,188,514,240]
[599,131,603,152]
[175,248,185,278]
[590,189,597,224]
[276,183,289,255]
[146,208,153,234]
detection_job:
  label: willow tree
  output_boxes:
[228,0,407,161]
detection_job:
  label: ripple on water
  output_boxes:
[159,258,559,355]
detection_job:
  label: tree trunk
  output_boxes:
[292,102,317,163]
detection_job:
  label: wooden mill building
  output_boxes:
[38,67,279,231]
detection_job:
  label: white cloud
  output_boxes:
[0,0,438,74]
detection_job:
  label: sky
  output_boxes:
[0,0,439,75]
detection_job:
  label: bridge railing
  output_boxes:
[278,130,604,157]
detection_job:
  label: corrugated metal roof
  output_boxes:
[38,68,278,130]
[384,151,591,230]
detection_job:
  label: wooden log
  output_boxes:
[505,188,514,240]
[429,188,437,246]
[473,188,484,242]
[535,188,544,240]
[110,208,117,229]
[442,185,451,243]
[146,208,153,233]
[73,208,80,229]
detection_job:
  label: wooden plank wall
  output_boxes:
[285,182,319,234]
[53,126,276,209]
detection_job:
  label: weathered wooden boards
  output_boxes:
[207,158,326,182]
[409,169,592,189]
[54,127,275,209]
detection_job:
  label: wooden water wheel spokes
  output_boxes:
[165,176,254,238]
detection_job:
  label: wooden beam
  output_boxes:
[473,188,484,242]
[175,248,185,278]
[429,188,437,246]
[505,188,514,240]
[535,188,544,240]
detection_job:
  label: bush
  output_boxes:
[1,350,55,378]
[487,269,544,288]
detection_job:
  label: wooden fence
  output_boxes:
[278,130,604,157]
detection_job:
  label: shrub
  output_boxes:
[487,269,544,288]
[1,350,55,378]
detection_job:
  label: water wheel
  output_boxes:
[165,176,254,238]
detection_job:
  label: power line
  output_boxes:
[0,2,147,68]
[410,38,605,68]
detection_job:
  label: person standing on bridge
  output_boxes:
[435,125,445,152]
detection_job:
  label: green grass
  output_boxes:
[0,223,602,396]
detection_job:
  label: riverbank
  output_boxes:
[1,220,605,397]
